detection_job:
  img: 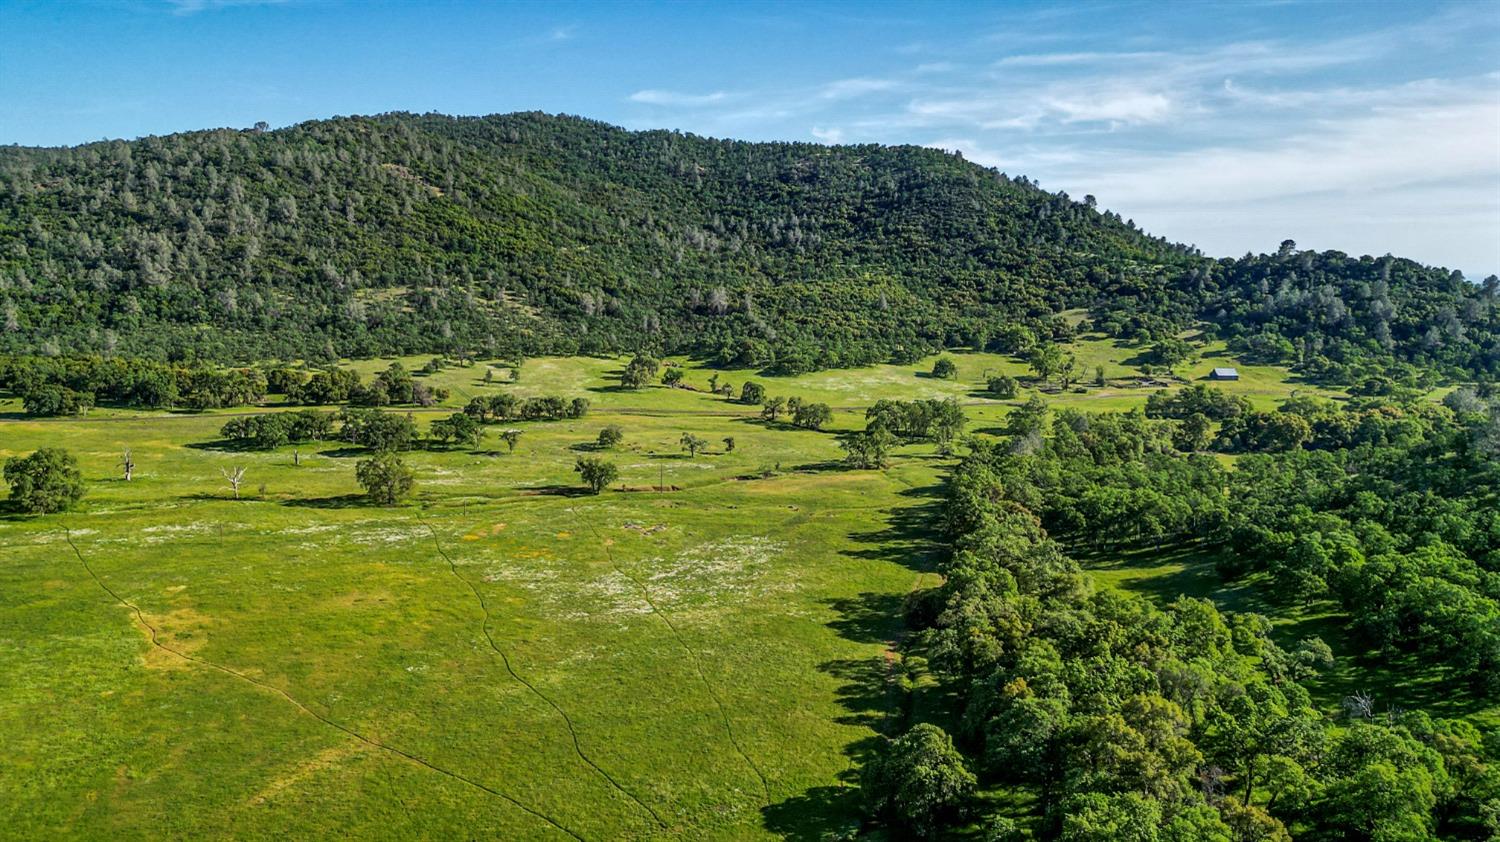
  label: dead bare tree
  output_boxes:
[220,466,247,499]
[119,448,135,482]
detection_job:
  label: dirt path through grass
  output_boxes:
[416,512,669,831]
[62,528,589,841]
[568,504,775,807]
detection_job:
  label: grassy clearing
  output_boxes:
[0,339,1375,838]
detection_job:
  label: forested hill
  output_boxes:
[1,111,1495,379]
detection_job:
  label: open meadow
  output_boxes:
[3,336,1489,839]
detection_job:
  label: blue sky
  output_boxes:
[2,0,1497,277]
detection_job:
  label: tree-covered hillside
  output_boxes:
[1,112,1494,379]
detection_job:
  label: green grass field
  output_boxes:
[2,338,1430,839]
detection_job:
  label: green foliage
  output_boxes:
[597,424,624,449]
[760,396,787,421]
[4,447,86,513]
[865,398,966,442]
[354,451,414,505]
[219,410,333,450]
[620,356,659,389]
[339,409,419,452]
[0,115,1489,382]
[932,357,958,380]
[1145,384,1250,421]
[428,412,483,448]
[679,432,707,458]
[21,383,94,416]
[987,374,1019,399]
[573,457,617,494]
[840,428,896,469]
[1146,337,1195,368]
[738,381,765,405]
[792,401,832,430]
[1028,344,1077,388]
[860,723,975,836]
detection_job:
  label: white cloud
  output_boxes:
[1082,93,1499,206]
[1041,89,1173,124]
[810,126,845,144]
[1069,87,1500,272]
[628,89,730,107]
[818,77,901,100]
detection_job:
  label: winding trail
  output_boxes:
[568,505,773,806]
[415,513,669,831]
[62,528,587,842]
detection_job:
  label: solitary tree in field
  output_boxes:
[680,433,707,458]
[662,368,685,386]
[119,448,135,482]
[932,357,958,380]
[356,452,414,505]
[500,430,522,452]
[3,448,86,513]
[986,375,1018,399]
[220,466,247,499]
[722,436,735,452]
[598,425,625,449]
[574,457,618,494]
[739,381,766,405]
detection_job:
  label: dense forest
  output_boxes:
[1,112,1495,381]
[859,390,1500,839]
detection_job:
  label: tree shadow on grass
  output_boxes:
[281,494,372,509]
[788,459,846,474]
[519,484,594,498]
[842,497,945,571]
[761,785,865,841]
[825,592,907,646]
[184,439,263,453]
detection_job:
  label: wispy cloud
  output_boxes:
[628,89,730,107]
[995,50,1164,67]
[614,3,1499,272]
[817,77,901,100]
[810,126,845,144]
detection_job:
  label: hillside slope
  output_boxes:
[0,112,1494,378]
